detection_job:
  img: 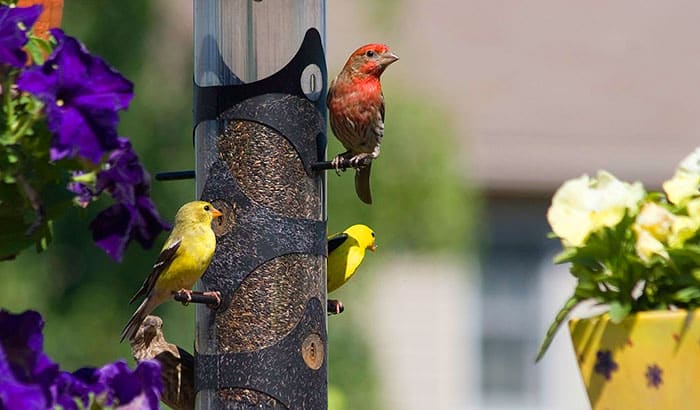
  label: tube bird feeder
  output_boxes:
[192,1,327,408]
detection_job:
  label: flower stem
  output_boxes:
[535,295,581,362]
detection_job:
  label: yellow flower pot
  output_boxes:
[569,310,700,409]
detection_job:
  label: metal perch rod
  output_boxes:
[172,290,220,307]
[155,170,196,181]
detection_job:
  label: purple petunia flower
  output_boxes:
[0,310,164,409]
[0,310,59,410]
[89,198,170,262]
[83,137,169,261]
[0,5,41,67]
[17,28,133,163]
[52,367,105,410]
[50,358,163,410]
[67,171,96,207]
[95,137,149,204]
[593,349,618,380]
[645,364,663,388]
[88,137,170,261]
[98,360,162,410]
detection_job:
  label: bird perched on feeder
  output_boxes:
[326,224,377,314]
[120,200,223,342]
[327,44,399,204]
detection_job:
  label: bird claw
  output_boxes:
[327,299,344,315]
[202,291,222,309]
[348,154,372,168]
[330,153,372,173]
[174,289,193,306]
[330,156,348,175]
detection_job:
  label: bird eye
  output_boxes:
[204,205,210,211]
[371,232,375,237]
[366,50,375,57]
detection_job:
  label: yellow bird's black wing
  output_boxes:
[128,238,182,304]
[327,233,349,254]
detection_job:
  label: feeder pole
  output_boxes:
[192,1,327,408]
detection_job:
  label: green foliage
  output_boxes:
[25,35,53,65]
[0,61,78,260]
[1,0,189,370]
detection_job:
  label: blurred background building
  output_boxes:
[3,1,699,409]
[332,2,700,409]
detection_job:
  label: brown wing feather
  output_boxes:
[128,239,182,304]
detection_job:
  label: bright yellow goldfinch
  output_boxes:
[327,224,376,313]
[120,201,222,342]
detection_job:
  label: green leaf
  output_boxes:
[553,247,578,264]
[25,36,52,66]
[673,287,700,303]
[609,301,631,323]
[535,295,580,362]
[0,149,74,260]
[25,40,44,66]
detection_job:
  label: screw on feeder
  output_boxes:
[301,333,324,370]
[301,64,322,101]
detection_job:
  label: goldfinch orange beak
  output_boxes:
[369,243,377,252]
[210,208,223,218]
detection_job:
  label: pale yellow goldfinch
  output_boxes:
[326,224,376,314]
[120,201,222,342]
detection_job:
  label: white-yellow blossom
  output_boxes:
[667,197,700,247]
[547,171,645,247]
[634,202,674,241]
[633,202,674,261]
[669,216,700,248]
[686,197,700,218]
[663,148,700,205]
[634,226,669,262]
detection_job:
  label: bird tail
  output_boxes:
[120,296,157,343]
[355,162,372,204]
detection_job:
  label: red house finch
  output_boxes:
[327,44,399,204]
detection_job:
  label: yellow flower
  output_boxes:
[633,202,674,261]
[635,202,674,241]
[669,216,700,248]
[666,197,700,247]
[663,148,700,205]
[687,197,700,218]
[547,171,645,247]
[663,171,700,206]
[634,226,668,262]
